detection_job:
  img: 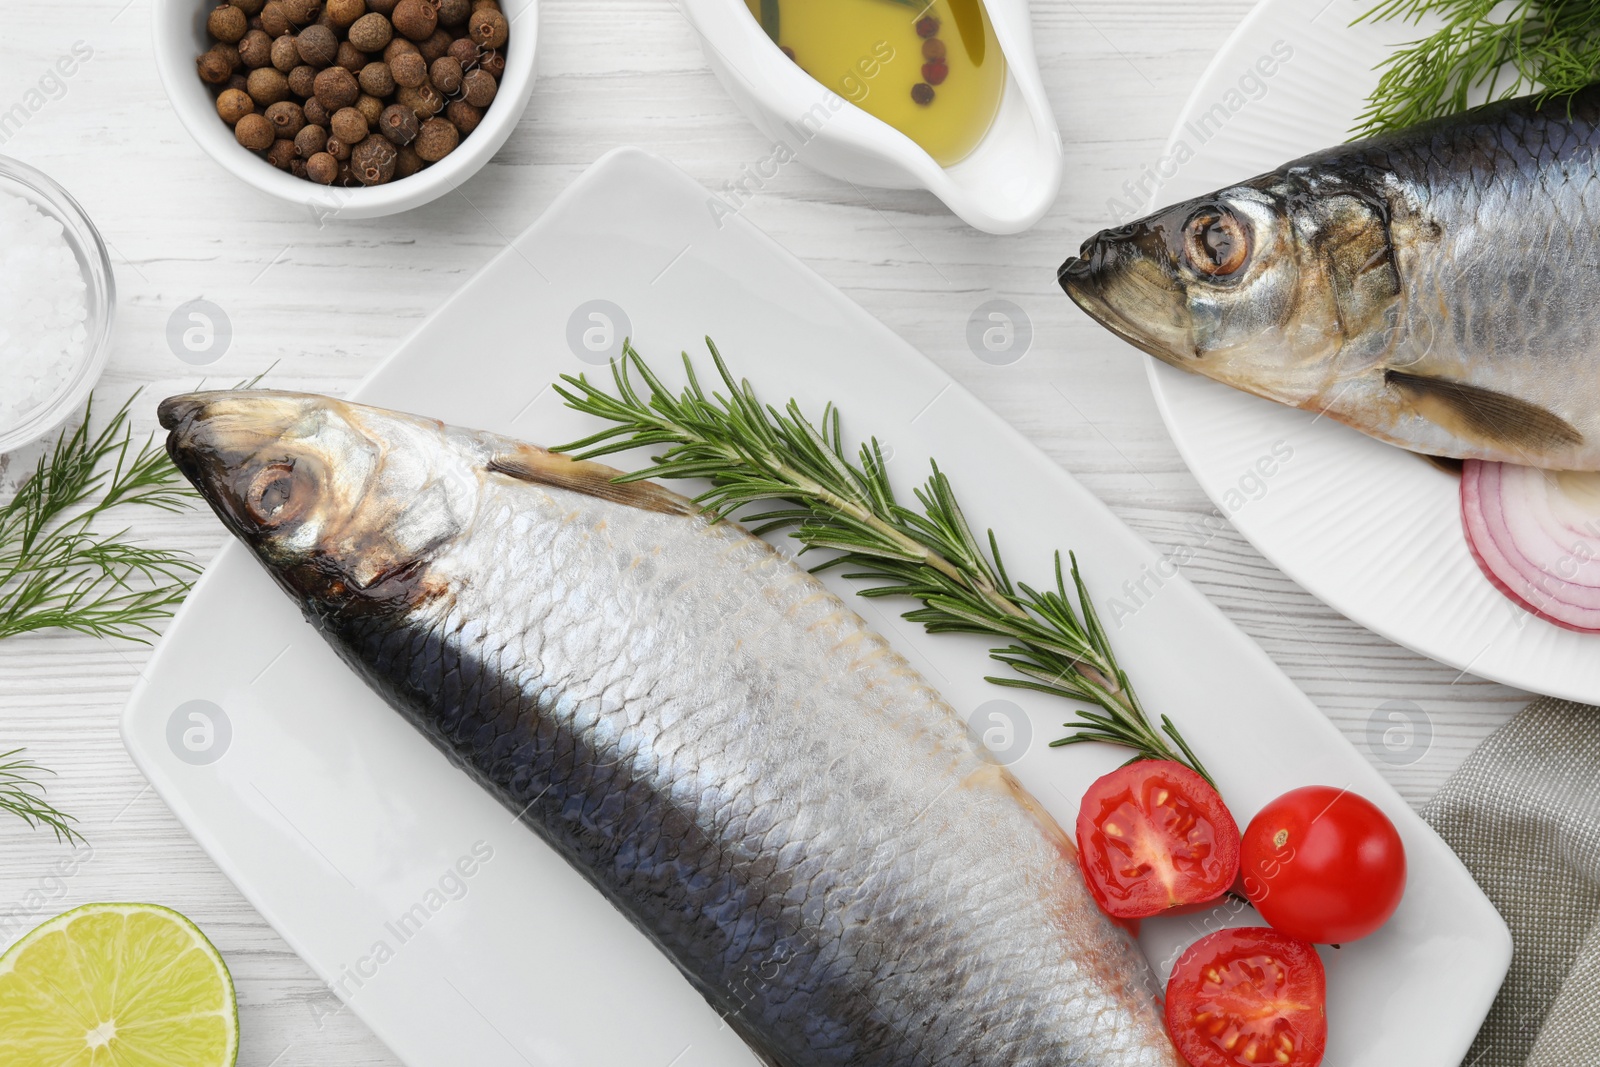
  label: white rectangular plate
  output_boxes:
[123,147,1509,1067]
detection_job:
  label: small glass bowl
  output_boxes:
[0,155,116,456]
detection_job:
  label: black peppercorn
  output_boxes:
[238,27,273,67]
[357,93,385,124]
[445,98,480,135]
[296,23,339,65]
[915,16,939,37]
[302,96,330,126]
[259,0,291,36]
[330,105,368,143]
[395,81,444,116]
[348,11,393,50]
[265,99,306,136]
[447,36,478,67]
[352,133,398,183]
[358,59,395,96]
[266,137,298,169]
[335,40,369,70]
[389,50,427,87]
[235,112,276,150]
[419,28,453,62]
[325,0,364,25]
[295,122,328,156]
[198,49,234,84]
[378,102,419,144]
[313,65,360,109]
[414,115,457,160]
[429,55,462,94]
[216,87,255,125]
[288,63,317,96]
[467,7,506,48]
[306,151,338,183]
[461,66,495,107]
[208,3,249,43]
[911,82,934,105]
[270,32,300,72]
[279,0,321,25]
[395,144,424,178]
[247,66,291,105]
[392,0,437,41]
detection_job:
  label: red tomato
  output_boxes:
[1075,760,1239,919]
[1240,785,1406,944]
[1165,927,1327,1067]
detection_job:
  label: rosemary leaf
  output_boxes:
[555,340,1213,784]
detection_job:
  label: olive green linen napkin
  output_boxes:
[1423,697,1600,1067]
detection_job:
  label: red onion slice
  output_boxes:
[1461,460,1600,632]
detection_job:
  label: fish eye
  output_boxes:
[1182,208,1249,277]
[246,462,307,527]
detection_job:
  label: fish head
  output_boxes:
[1059,174,1400,407]
[160,390,478,608]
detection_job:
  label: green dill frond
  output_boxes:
[0,749,82,845]
[1355,0,1600,137]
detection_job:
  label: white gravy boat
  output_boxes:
[679,0,1063,234]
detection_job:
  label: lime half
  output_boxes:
[0,902,239,1067]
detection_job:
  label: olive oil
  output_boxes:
[747,0,1006,166]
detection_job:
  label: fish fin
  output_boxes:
[1385,369,1584,452]
[1419,453,1464,476]
[488,444,696,516]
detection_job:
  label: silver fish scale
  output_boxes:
[330,476,1178,1067]
[1327,93,1600,453]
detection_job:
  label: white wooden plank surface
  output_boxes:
[0,1,1530,1064]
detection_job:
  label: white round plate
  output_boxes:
[1142,0,1597,700]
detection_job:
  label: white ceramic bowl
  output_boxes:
[152,0,538,219]
[679,0,1062,234]
[0,155,115,456]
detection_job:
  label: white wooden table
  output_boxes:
[0,1,1531,1063]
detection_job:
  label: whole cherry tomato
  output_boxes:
[1165,926,1328,1067]
[1240,785,1406,944]
[1075,760,1239,919]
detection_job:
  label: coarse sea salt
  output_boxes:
[0,189,89,433]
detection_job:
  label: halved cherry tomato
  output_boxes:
[1165,927,1327,1067]
[1240,785,1406,944]
[1075,760,1239,919]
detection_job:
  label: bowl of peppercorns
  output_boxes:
[155,0,536,218]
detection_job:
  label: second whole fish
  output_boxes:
[158,390,1182,1067]
[1060,87,1600,471]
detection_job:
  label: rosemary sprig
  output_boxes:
[1354,0,1600,137]
[555,340,1211,783]
[0,749,81,844]
[0,392,199,643]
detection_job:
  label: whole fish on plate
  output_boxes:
[159,390,1181,1067]
[1059,87,1600,471]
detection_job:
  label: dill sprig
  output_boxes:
[554,340,1211,783]
[0,749,81,844]
[1355,0,1600,136]
[0,392,199,643]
